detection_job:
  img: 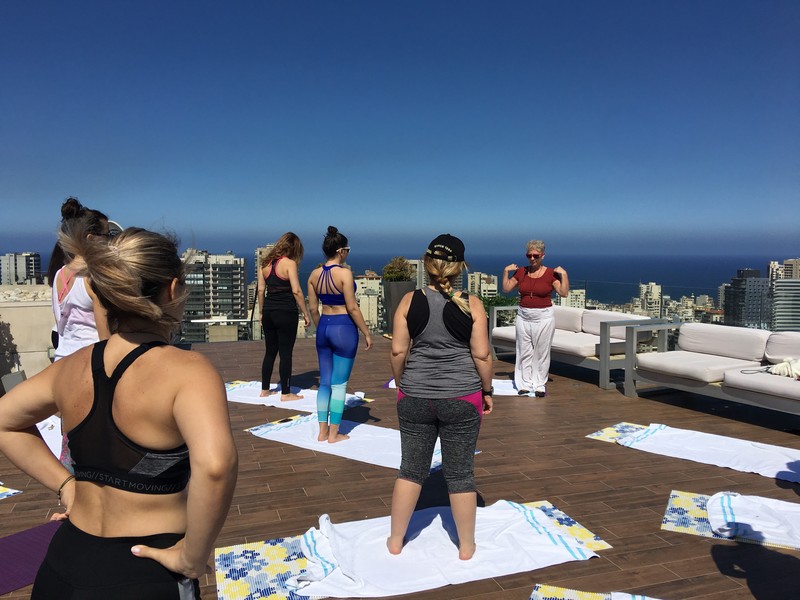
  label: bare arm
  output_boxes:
[256,265,265,318]
[307,271,321,327]
[0,363,75,499]
[552,266,569,297]
[132,353,238,578]
[502,264,519,293]
[340,270,372,350]
[285,260,311,326]
[86,278,110,339]
[389,292,414,383]
[468,295,493,415]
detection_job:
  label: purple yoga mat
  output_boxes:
[0,521,60,594]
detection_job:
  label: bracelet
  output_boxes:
[57,475,75,506]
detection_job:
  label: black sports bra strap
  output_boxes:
[109,341,167,384]
[91,340,110,375]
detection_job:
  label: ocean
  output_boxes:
[295,252,784,306]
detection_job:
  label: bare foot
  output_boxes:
[458,542,476,560]
[259,389,278,397]
[328,433,350,444]
[386,536,403,555]
[317,424,329,442]
[280,393,304,401]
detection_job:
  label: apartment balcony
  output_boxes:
[1,336,799,599]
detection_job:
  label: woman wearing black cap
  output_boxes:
[388,234,493,561]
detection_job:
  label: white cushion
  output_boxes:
[492,326,515,345]
[723,369,800,401]
[765,332,800,364]
[553,306,583,333]
[582,310,650,340]
[552,331,626,357]
[636,350,762,383]
[677,323,770,362]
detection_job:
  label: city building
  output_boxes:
[406,258,464,290]
[355,272,382,331]
[254,244,275,281]
[639,282,662,318]
[782,258,800,279]
[723,269,770,329]
[181,249,247,342]
[553,288,586,308]
[771,279,800,332]
[467,272,498,299]
[0,252,42,285]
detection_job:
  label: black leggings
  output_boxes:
[32,520,199,599]
[262,308,299,393]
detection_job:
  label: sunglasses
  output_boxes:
[339,246,351,252]
[526,253,542,259]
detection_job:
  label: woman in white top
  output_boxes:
[48,198,111,360]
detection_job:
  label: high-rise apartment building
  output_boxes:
[724,269,769,329]
[771,279,800,332]
[1,252,42,285]
[639,282,662,318]
[355,273,382,331]
[782,258,800,280]
[467,272,498,298]
[553,288,586,308]
[181,249,247,342]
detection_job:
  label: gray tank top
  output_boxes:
[399,290,481,398]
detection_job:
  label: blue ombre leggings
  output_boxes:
[316,314,359,426]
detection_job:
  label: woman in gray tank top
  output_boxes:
[387,234,493,561]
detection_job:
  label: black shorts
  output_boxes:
[32,520,200,599]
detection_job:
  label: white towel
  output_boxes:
[226,380,365,412]
[291,500,596,598]
[36,416,63,459]
[616,424,800,483]
[706,491,800,549]
[387,378,520,396]
[247,414,442,470]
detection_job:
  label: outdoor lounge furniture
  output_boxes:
[623,322,800,416]
[489,305,660,390]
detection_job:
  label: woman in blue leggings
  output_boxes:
[308,226,372,443]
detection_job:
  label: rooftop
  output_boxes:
[2,337,799,599]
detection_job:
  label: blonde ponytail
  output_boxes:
[424,257,470,315]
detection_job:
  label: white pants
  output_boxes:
[514,306,555,391]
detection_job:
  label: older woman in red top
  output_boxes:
[502,240,569,397]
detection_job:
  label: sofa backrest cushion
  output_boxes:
[765,331,800,364]
[677,323,770,361]
[553,305,583,333]
[582,310,649,340]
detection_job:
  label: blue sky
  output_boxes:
[1,1,798,259]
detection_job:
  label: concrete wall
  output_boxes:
[0,299,54,379]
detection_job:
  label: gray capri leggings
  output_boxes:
[396,394,482,494]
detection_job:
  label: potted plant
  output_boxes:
[382,257,416,333]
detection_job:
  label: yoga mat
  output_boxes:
[216,500,608,600]
[662,490,800,551]
[607,423,800,483]
[530,584,663,600]
[247,414,443,471]
[226,381,370,412]
[289,500,598,598]
[0,482,22,501]
[385,377,521,396]
[0,521,60,595]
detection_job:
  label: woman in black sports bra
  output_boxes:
[0,227,238,599]
[257,232,312,400]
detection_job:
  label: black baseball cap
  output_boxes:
[426,234,465,263]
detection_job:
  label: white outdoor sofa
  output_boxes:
[490,305,662,390]
[623,322,800,416]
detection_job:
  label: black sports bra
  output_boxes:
[406,288,473,343]
[67,340,191,495]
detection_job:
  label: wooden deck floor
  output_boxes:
[2,336,799,599]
